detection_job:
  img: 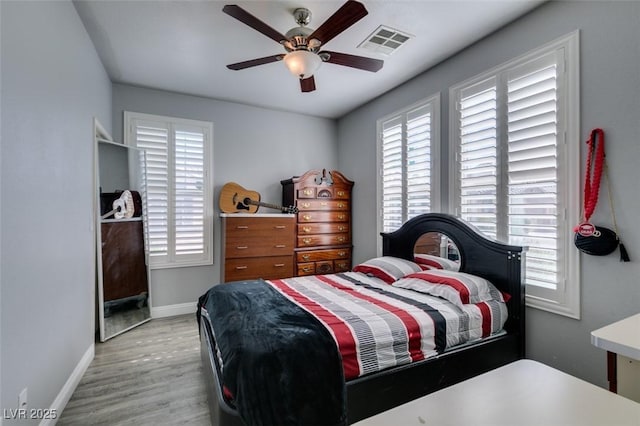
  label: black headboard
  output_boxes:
[381,213,525,338]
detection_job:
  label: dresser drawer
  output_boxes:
[225,256,293,281]
[297,262,316,276]
[225,237,294,258]
[297,248,351,263]
[295,259,350,276]
[297,187,317,199]
[296,261,335,276]
[297,200,349,211]
[298,211,349,223]
[334,259,351,272]
[225,217,295,236]
[334,188,350,200]
[298,223,349,235]
[298,233,349,247]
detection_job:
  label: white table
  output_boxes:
[353,359,640,426]
[592,313,640,402]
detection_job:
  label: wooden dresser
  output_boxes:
[281,169,354,276]
[221,213,296,282]
[101,219,148,302]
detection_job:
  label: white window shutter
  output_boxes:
[174,127,206,257]
[458,78,498,239]
[126,112,213,269]
[507,52,560,290]
[381,116,404,232]
[134,120,170,260]
[450,32,579,318]
[380,97,437,234]
[406,105,432,220]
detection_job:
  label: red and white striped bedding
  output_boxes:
[268,271,507,380]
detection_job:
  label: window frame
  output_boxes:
[448,31,580,318]
[376,94,441,253]
[124,111,214,269]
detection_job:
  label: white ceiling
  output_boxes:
[73,0,544,119]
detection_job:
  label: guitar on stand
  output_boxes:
[219,182,298,214]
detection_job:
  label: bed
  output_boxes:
[197,213,525,425]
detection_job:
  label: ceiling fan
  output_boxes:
[222,0,384,93]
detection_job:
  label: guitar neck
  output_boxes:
[246,199,289,213]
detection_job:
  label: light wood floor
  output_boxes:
[58,314,211,425]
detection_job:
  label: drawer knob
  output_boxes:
[320,202,328,206]
[302,226,312,233]
[338,226,346,231]
[302,254,310,261]
[235,266,248,270]
[338,215,345,220]
[303,215,311,221]
[337,237,345,243]
[236,246,248,250]
[236,225,249,229]
[274,225,286,229]
[302,267,313,272]
[302,202,311,208]
[337,191,345,197]
[338,203,345,208]
[274,263,285,268]
[275,244,286,248]
[302,238,312,245]
[303,189,313,196]
[338,251,346,257]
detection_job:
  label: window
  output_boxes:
[377,95,440,234]
[449,32,580,318]
[125,112,213,269]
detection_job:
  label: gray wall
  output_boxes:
[338,0,640,388]
[1,0,112,422]
[112,84,338,306]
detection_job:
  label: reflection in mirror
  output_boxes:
[95,122,151,342]
[414,232,461,271]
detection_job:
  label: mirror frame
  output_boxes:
[94,118,151,342]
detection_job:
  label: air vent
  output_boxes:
[358,25,412,56]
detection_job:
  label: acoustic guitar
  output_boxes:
[219,182,298,214]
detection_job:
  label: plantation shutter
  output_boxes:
[458,78,498,239]
[507,52,560,290]
[174,127,206,256]
[380,101,435,233]
[451,33,578,317]
[381,116,403,232]
[406,105,432,220]
[134,120,170,259]
[127,112,213,268]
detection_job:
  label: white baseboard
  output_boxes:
[151,302,197,318]
[42,344,94,426]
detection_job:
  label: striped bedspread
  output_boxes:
[268,271,507,380]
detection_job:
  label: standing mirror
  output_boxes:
[95,119,151,341]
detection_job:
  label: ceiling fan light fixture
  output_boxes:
[283,50,321,79]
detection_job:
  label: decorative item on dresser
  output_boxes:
[281,169,354,276]
[220,213,296,282]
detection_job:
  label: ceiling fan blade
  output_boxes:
[307,0,368,46]
[300,76,316,92]
[320,51,383,72]
[222,5,287,44]
[227,55,283,70]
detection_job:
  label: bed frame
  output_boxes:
[199,213,525,425]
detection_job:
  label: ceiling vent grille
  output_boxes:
[358,25,412,56]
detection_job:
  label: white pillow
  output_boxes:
[413,253,460,271]
[352,256,423,284]
[392,269,505,309]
